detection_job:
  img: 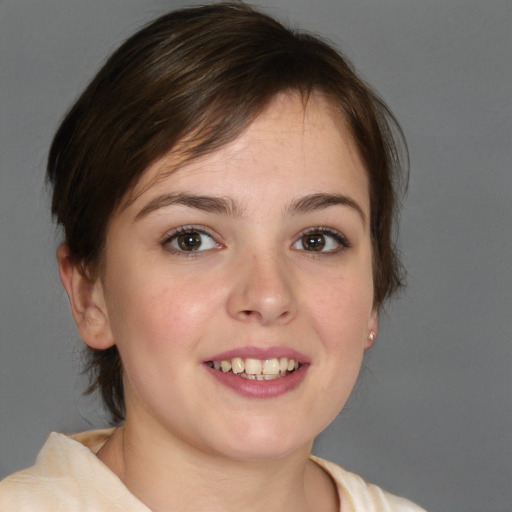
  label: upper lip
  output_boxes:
[204,346,310,363]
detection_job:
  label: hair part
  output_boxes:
[48,2,407,424]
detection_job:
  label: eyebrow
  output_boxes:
[286,193,367,224]
[134,193,243,221]
[134,191,366,224]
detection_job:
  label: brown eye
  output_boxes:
[301,233,326,251]
[167,229,218,253]
[293,228,350,253]
[177,232,202,251]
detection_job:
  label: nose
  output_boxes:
[226,250,297,326]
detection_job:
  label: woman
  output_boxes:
[0,3,426,510]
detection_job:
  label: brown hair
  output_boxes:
[47,2,407,423]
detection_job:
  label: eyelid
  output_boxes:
[293,226,352,252]
[161,225,223,255]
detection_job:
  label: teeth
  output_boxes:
[245,358,262,374]
[208,356,301,379]
[263,358,280,375]
[231,357,244,374]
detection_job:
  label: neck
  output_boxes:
[97,421,338,512]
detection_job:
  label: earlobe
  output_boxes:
[365,310,379,350]
[56,244,114,350]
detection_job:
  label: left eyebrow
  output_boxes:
[286,193,367,224]
[134,193,244,221]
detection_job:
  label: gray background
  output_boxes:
[1,1,510,511]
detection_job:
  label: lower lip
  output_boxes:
[204,364,309,399]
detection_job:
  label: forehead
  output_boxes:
[124,92,369,211]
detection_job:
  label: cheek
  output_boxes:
[104,268,222,356]
[308,271,374,343]
[104,277,207,400]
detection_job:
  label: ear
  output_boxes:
[364,309,379,350]
[57,244,114,350]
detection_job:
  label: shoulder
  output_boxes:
[0,430,149,511]
[311,456,428,512]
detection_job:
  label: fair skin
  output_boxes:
[58,93,377,512]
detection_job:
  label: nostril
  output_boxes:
[239,309,261,320]
[227,273,297,325]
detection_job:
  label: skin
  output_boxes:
[58,92,378,512]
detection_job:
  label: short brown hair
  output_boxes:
[48,2,407,423]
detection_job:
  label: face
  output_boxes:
[89,93,377,461]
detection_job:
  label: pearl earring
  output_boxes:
[368,330,376,342]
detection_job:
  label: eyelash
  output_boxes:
[161,225,352,257]
[161,225,222,256]
[293,227,352,254]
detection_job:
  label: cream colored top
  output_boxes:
[0,429,427,511]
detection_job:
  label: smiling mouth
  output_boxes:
[206,357,301,380]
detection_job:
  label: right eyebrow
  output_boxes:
[286,192,367,225]
[134,193,244,221]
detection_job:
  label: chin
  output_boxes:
[205,416,316,462]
